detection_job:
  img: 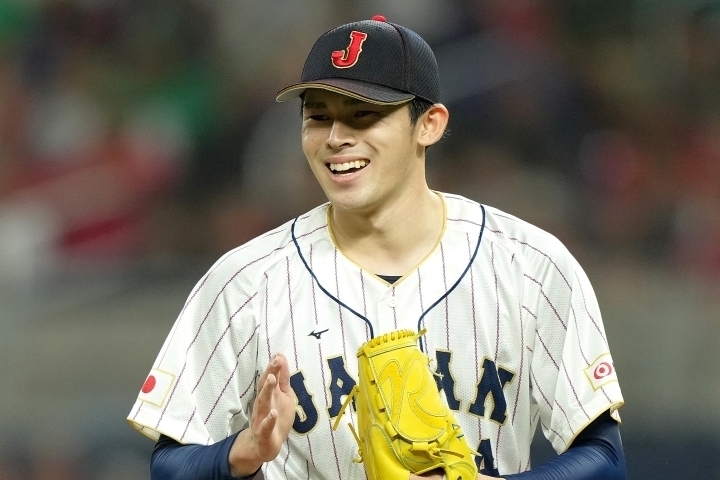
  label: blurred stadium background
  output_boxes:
[0,0,719,478]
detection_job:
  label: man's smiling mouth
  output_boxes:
[328,159,369,175]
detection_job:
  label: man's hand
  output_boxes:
[228,353,296,477]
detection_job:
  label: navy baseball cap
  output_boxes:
[276,15,440,105]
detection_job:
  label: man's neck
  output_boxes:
[329,188,444,277]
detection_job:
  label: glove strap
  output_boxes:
[332,385,359,431]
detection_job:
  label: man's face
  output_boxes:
[301,89,424,215]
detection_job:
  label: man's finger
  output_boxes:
[273,353,292,392]
[257,354,282,391]
[261,409,278,435]
[252,408,278,449]
[255,373,277,417]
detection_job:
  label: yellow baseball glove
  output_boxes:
[333,328,478,480]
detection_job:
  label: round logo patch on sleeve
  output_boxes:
[584,353,618,391]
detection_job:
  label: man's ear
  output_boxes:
[416,103,449,147]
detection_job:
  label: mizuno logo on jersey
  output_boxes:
[308,328,329,339]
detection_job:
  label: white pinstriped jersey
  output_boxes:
[128,192,624,478]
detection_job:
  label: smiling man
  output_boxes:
[129,16,627,480]
[299,89,447,278]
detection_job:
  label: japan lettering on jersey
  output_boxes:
[127,192,624,478]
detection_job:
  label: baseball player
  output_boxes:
[128,16,626,480]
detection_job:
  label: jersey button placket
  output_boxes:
[376,288,396,328]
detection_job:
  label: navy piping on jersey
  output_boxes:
[291,204,486,350]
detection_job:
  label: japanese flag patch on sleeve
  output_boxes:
[584,353,618,391]
[138,369,176,407]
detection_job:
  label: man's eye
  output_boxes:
[355,110,378,118]
[305,114,329,121]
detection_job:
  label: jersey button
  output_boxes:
[387,297,398,308]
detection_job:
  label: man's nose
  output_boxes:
[326,120,356,149]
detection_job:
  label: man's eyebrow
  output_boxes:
[302,100,326,109]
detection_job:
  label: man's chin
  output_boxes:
[327,194,375,216]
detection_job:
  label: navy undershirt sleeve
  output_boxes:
[150,431,260,480]
[149,408,622,480]
[502,410,626,480]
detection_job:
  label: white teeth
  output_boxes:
[329,160,368,172]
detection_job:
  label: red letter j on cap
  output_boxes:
[331,31,368,68]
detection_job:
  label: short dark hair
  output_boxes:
[408,97,434,125]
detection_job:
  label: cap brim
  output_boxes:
[276,78,415,105]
